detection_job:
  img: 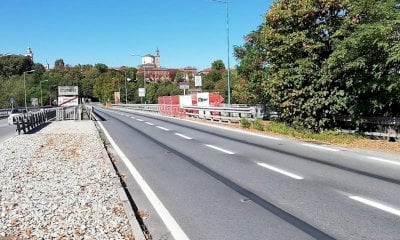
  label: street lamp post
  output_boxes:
[211,0,231,105]
[23,70,35,112]
[124,71,128,104]
[130,54,146,103]
[40,80,48,107]
[113,69,128,104]
[49,85,57,106]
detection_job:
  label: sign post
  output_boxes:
[138,88,146,104]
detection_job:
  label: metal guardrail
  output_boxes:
[112,104,265,123]
[182,105,257,123]
[109,103,398,141]
[113,104,159,113]
[15,110,56,134]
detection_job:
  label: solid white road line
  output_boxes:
[302,143,339,152]
[0,124,9,127]
[145,122,154,126]
[257,163,304,180]
[156,126,170,131]
[97,121,190,240]
[136,119,144,122]
[174,133,192,140]
[205,144,235,155]
[349,196,400,217]
[367,156,400,166]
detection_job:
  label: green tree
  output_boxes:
[54,59,65,70]
[246,0,348,131]
[95,63,108,73]
[235,27,270,104]
[324,0,400,119]
[0,55,33,77]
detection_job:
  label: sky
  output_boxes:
[0,0,272,70]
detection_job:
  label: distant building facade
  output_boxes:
[136,49,197,82]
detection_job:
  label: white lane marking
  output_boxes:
[205,144,235,155]
[257,163,304,180]
[136,119,144,122]
[156,126,170,131]
[145,122,154,126]
[367,156,400,166]
[130,116,135,119]
[0,124,9,127]
[349,196,400,217]
[302,143,339,152]
[97,121,190,240]
[174,133,192,140]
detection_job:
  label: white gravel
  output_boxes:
[0,121,134,239]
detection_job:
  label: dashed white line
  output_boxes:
[156,126,170,131]
[136,119,144,122]
[257,163,304,180]
[349,196,400,217]
[367,156,400,166]
[205,144,235,155]
[302,143,339,152]
[145,122,154,126]
[130,116,135,119]
[174,133,192,140]
[96,121,190,240]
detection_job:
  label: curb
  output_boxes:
[93,120,145,240]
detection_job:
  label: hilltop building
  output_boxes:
[24,47,33,61]
[136,49,197,82]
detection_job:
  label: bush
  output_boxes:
[253,119,264,131]
[240,118,251,128]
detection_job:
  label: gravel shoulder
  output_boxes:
[0,121,135,239]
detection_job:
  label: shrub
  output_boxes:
[240,118,251,128]
[252,119,264,131]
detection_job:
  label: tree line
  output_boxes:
[0,56,244,108]
[235,0,400,132]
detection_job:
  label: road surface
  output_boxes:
[0,118,16,143]
[94,107,400,240]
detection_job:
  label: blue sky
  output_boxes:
[0,0,271,70]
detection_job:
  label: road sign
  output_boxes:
[58,86,78,96]
[58,96,78,106]
[31,98,38,107]
[179,82,189,90]
[195,76,202,87]
[138,88,146,97]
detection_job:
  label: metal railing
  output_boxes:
[15,110,56,134]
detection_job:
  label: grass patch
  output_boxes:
[263,121,362,144]
[252,119,264,131]
[240,118,251,128]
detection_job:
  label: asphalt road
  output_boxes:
[0,118,16,143]
[94,107,400,240]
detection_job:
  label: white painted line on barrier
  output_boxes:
[174,133,192,140]
[97,121,190,240]
[145,122,154,126]
[156,126,170,131]
[136,119,144,122]
[257,163,304,180]
[349,196,400,217]
[205,144,235,155]
[302,143,339,152]
[367,156,400,166]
